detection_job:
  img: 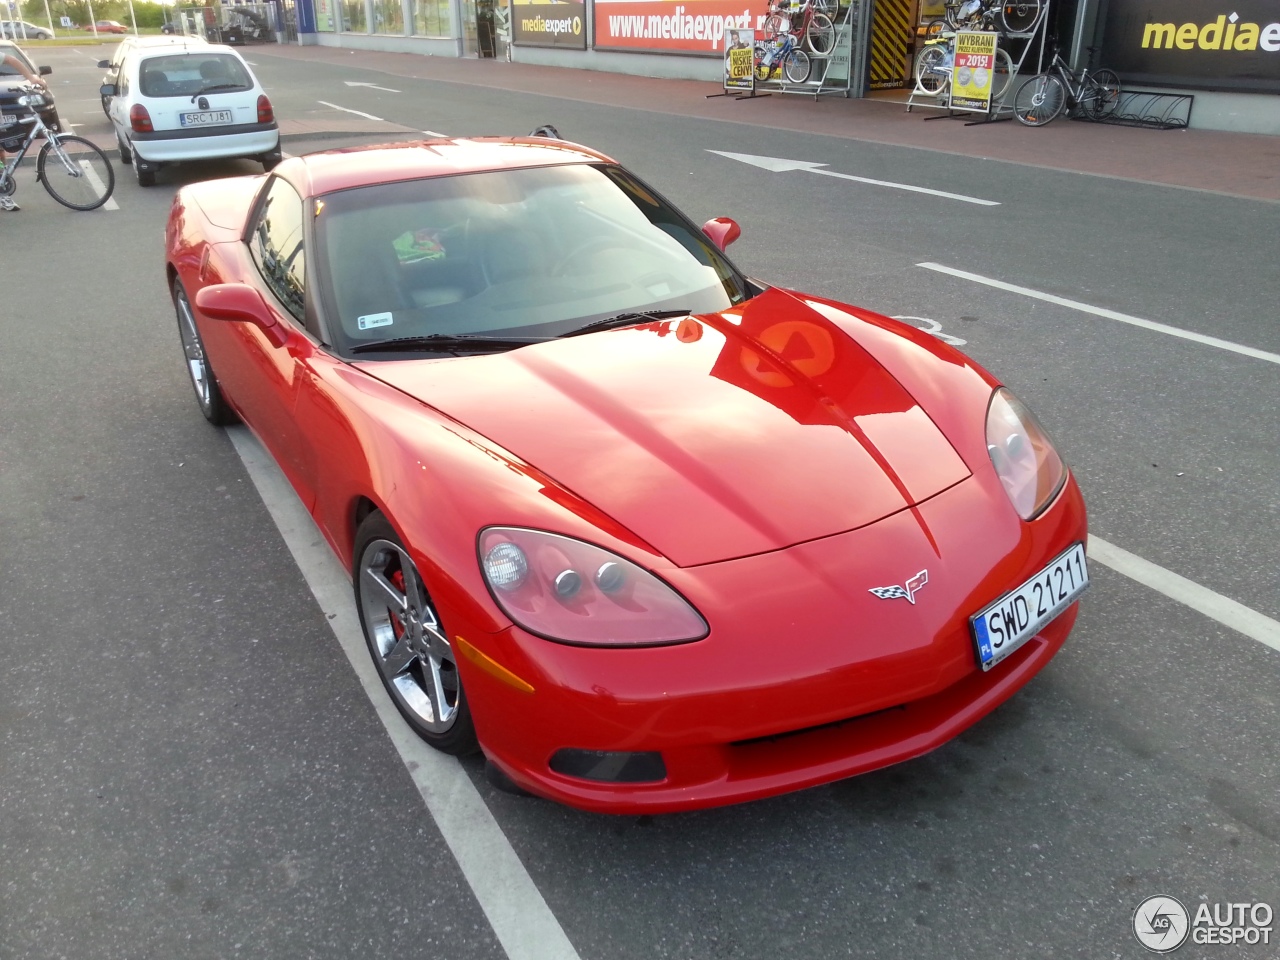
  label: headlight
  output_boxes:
[478,527,708,646]
[985,388,1067,521]
[18,94,46,108]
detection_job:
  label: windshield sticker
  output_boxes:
[357,312,395,331]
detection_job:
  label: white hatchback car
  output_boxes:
[102,41,280,186]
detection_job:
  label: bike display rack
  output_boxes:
[748,0,860,100]
[905,0,1050,123]
[1074,90,1194,130]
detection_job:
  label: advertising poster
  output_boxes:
[1100,0,1280,93]
[315,0,334,31]
[595,0,770,55]
[723,27,755,90]
[949,30,996,111]
[512,0,587,48]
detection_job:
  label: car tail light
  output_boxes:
[257,95,274,124]
[129,104,153,133]
[478,527,708,646]
[985,388,1067,521]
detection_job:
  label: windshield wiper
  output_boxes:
[349,333,550,355]
[561,309,691,338]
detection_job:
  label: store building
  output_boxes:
[293,0,1280,135]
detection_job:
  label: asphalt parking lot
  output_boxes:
[1,41,1277,960]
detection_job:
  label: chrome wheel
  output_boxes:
[173,281,234,424]
[359,536,461,736]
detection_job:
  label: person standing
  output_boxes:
[1,52,48,211]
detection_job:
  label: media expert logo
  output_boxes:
[1133,896,1275,952]
[520,14,582,34]
[1142,12,1280,52]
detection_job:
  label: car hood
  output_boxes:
[361,288,971,567]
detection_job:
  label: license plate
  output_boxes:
[1,114,15,126]
[970,542,1088,671]
[180,110,233,127]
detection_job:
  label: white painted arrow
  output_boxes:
[344,80,402,93]
[708,150,1000,206]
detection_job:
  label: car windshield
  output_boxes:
[0,44,35,74]
[315,163,751,357]
[138,52,252,98]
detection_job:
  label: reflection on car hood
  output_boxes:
[362,287,972,567]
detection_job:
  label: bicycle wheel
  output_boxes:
[923,18,947,39]
[1013,74,1065,126]
[813,0,840,19]
[37,135,115,211]
[804,11,835,54]
[914,45,950,95]
[762,13,788,37]
[755,48,777,81]
[1000,0,1041,33]
[1084,68,1120,118]
[783,47,812,83]
[991,45,1014,102]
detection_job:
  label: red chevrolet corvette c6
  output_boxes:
[165,135,1088,814]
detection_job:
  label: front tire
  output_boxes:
[173,280,236,425]
[805,11,835,55]
[783,48,811,83]
[36,135,115,210]
[354,513,478,755]
[1013,73,1065,126]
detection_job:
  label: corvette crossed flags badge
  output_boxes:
[869,570,929,604]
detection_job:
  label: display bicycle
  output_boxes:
[912,31,1015,103]
[0,85,116,211]
[1011,49,1120,125]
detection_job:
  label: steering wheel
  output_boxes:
[551,236,634,277]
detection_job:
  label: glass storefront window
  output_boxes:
[373,0,405,33]
[411,0,450,36]
[342,0,368,32]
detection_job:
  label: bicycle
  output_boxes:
[0,84,116,211]
[1011,49,1120,126]
[754,30,811,84]
[913,31,1014,102]
[763,0,834,56]
[927,0,1043,36]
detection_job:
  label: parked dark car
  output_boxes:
[0,40,60,138]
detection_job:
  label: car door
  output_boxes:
[206,176,319,509]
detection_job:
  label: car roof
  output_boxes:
[135,41,243,60]
[287,138,617,197]
[124,34,209,47]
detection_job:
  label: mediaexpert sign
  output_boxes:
[595,0,771,55]
[949,30,997,111]
[512,0,587,48]
[1100,0,1280,93]
[724,27,755,90]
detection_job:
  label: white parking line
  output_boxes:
[79,159,119,211]
[1089,536,1280,653]
[316,99,384,122]
[917,262,1280,366]
[226,426,582,960]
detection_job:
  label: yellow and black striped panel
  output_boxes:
[868,0,911,89]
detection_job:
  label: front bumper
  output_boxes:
[458,472,1088,814]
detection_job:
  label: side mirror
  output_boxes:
[97,59,110,68]
[701,217,741,252]
[99,82,116,97]
[38,65,52,76]
[195,283,287,347]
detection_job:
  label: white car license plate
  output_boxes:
[180,110,233,127]
[1,114,15,126]
[970,542,1088,671]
